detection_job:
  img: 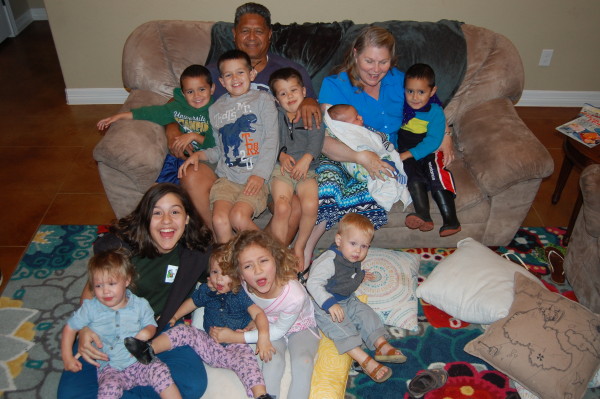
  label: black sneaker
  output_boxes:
[256,395,274,399]
[124,337,155,365]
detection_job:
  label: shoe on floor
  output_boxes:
[407,368,448,398]
[124,337,155,365]
[545,247,565,284]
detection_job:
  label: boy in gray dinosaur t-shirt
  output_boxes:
[178,50,278,244]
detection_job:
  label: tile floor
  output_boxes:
[0,21,584,294]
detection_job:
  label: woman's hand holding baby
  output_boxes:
[356,150,395,181]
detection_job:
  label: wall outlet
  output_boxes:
[539,49,554,67]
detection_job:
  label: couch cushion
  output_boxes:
[465,273,600,399]
[123,20,214,97]
[206,20,466,101]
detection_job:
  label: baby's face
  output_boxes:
[339,107,364,126]
[335,227,372,263]
[92,271,130,310]
[209,260,233,294]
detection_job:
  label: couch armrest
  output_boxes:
[93,89,169,192]
[581,164,600,237]
[454,97,554,196]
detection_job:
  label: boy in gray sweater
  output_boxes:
[268,67,324,270]
[306,213,407,383]
[179,50,278,243]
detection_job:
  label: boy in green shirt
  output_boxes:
[97,64,216,184]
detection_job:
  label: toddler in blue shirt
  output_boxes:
[60,249,181,399]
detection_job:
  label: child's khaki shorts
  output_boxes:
[209,177,268,218]
[269,168,317,190]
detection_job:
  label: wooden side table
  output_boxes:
[551,137,600,244]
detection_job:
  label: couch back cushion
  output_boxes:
[122,20,214,98]
[206,20,466,105]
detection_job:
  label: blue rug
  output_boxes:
[1,225,97,398]
[1,226,597,398]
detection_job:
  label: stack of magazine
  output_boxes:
[555,104,600,148]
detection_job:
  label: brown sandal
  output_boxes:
[360,355,392,383]
[374,341,407,363]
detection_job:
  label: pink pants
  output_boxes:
[166,324,264,397]
[97,359,173,399]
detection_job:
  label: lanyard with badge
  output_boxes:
[165,264,178,283]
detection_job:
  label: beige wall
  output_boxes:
[27,0,45,9]
[44,0,600,92]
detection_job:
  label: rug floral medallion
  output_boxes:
[1,225,96,398]
[2,226,597,398]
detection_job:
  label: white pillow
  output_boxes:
[415,237,543,324]
[356,248,420,332]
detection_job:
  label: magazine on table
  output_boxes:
[555,104,600,148]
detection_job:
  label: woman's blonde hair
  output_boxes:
[334,25,397,91]
[222,230,297,294]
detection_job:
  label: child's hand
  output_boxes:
[279,153,296,174]
[240,320,257,332]
[172,133,201,155]
[328,304,345,323]
[243,176,264,196]
[96,112,133,131]
[290,154,312,181]
[178,151,205,178]
[62,354,83,372]
[399,151,413,161]
[209,326,236,343]
[256,337,276,362]
[168,316,178,327]
[97,116,119,131]
[365,271,376,281]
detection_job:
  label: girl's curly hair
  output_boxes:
[222,230,297,294]
[209,243,243,294]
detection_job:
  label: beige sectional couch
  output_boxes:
[93,20,554,248]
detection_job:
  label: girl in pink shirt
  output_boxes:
[210,230,319,399]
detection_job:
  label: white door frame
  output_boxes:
[1,0,17,37]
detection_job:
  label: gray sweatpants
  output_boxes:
[313,294,387,354]
[261,328,319,399]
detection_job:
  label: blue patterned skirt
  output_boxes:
[316,157,388,231]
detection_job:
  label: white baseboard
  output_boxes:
[14,8,48,35]
[66,88,130,105]
[64,88,600,106]
[30,8,48,21]
[517,90,600,107]
[14,11,32,34]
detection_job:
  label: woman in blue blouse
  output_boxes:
[302,26,454,268]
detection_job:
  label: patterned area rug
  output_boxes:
[1,226,96,398]
[346,227,600,399]
[0,226,596,398]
